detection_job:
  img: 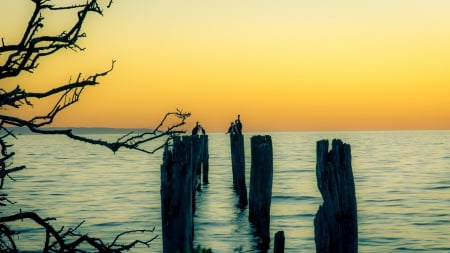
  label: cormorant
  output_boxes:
[192,121,206,135]
[226,122,235,134]
[236,114,242,134]
[192,122,201,135]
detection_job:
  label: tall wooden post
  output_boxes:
[230,134,248,207]
[249,135,273,247]
[201,135,209,184]
[160,136,193,253]
[314,139,358,253]
[191,135,203,192]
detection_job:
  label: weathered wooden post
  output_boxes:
[249,135,273,247]
[201,135,209,184]
[160,136,193,253]
[274,231,285,253]
[191,135,208,214]
[314,139,357,253]
[191,135,204,192]
[229,134,240,189]
[229,133,248,207]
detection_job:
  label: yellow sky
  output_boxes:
[1,0,450,131]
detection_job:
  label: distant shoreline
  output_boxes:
[7,127,154,135]
[7,127,449,135]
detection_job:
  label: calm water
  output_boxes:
[3,131,450,252]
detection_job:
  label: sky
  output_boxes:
[1,0,450,132]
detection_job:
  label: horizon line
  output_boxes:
[8,126,450,134]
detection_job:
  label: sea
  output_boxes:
[2,130,450,252]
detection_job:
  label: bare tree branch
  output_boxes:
[0,60,115,110]
[0,108,190,153]
[0,0,106,79]
[0,223,17,252]
[0,212,157,252]
[1,1,189,251]
[0,127,24,203]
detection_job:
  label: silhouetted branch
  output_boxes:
[0,212,157,252]
[0,1,183,252]
[0,127,24,204]
[0,0,107,79]
[0,108,190,154]
[0,223,16,251]
[0,61,115,118]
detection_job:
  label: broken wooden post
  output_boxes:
[160,136,193,253]
[274,230,285,253]
[249,135,273,248]
[314,139,357,253]
[201,135,209,184]
[229,133,248,207]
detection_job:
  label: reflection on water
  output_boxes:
[3,131,450,252]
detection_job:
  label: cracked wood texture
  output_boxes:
[314,139,358,253]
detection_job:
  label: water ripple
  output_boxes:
[4,131,450,252]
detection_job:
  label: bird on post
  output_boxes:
[192,121,206,135]
[236,114,243,134]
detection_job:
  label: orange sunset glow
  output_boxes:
[1,1,450,132]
